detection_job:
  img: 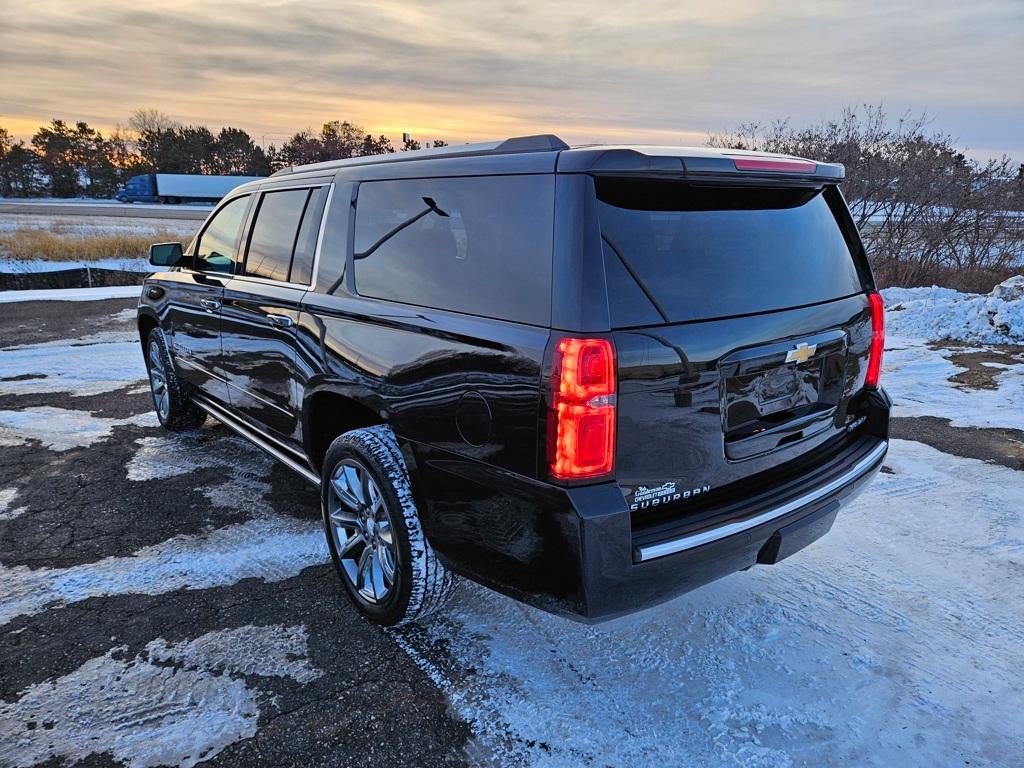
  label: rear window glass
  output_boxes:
[353,176,554,324]
[597,179,864,326]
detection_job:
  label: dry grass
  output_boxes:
[872,260,1022,294]
[0,226,188,262]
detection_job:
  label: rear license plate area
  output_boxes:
[720,331,848,460]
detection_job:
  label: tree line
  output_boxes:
[1,104,1021,289]
[0,109,446,198]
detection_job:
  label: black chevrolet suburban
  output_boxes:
[138,135,890,625]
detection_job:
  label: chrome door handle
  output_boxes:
[200,298,220,311]
[266,314,293,328]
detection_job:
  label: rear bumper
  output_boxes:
[575,434,886,621]
[415,392,890,622]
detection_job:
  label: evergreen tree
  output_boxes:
[31,120,83,196]
[214,127,270,175]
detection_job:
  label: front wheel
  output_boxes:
[321,426,456,626]
[145,328,206,431]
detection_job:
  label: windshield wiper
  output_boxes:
[601,233,670,324]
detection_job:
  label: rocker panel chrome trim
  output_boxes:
[191,395,320,486]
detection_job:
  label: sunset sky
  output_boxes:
[1,0,1021,161]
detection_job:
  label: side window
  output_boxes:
[194,195,249,274]
[290,187,328,285]
[244,189,310,282]
[352,176,554,324]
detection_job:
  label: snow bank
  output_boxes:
[882,276,1024,344]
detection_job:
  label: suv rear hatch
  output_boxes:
[594,175,878,531]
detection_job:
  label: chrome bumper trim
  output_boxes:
[635,440,887,563]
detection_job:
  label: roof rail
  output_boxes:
[270,134,569,177]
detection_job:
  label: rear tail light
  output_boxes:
[548,337,616,480]
[865,292,885,388]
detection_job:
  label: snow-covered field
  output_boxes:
[0,280,1022,767]
[0,214,198,238]
[0,213,197,274]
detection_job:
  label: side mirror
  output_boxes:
[149,242,183,267]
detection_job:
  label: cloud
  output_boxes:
[0,0,1020,158]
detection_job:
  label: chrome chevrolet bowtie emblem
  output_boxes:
[785,342,817,364]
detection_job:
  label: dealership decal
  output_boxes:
[630,481,711,511]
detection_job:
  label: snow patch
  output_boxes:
[0,516,328,625]
[0,333,145,395]
[0,407,157,451]
[882,276,1024,344]
[884,336,1024,430]
[146,624,322,684]
[0,285,143,303]
[4,329,138,349]
[396,439,1024,767]
[0,624,319,768]
[0,487,27,521]
[126,430,277,515]
[126,430,269,481]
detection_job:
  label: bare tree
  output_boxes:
[708,105,1024,291]
[127,109,178,137]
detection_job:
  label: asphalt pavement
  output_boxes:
[0,199,208,220]
[0,298,470,767]
[2,297,1021,767]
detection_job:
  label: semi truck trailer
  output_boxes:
[115,173,265,204]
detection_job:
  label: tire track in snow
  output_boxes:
[394,439,1024,768]
[0,624,321,768]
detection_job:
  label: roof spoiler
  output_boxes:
[559,148,845,182]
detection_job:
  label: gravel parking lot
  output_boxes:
[1,296,1022,767]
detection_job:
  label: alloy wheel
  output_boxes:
[327,459,397,603]
[148,340,170,420]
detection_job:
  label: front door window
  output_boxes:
[194,195,249,274]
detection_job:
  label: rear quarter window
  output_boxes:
[353,175,554,325]
[597,179,866,326]
[245,188,310,282]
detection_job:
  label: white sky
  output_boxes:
[0,0,1021,161]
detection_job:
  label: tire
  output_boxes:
[321,426,456,626]
[145,328,206,431]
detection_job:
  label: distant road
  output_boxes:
[0,199,210,220]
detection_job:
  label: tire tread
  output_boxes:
[147,328,206,431]
[324,425,456,625]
